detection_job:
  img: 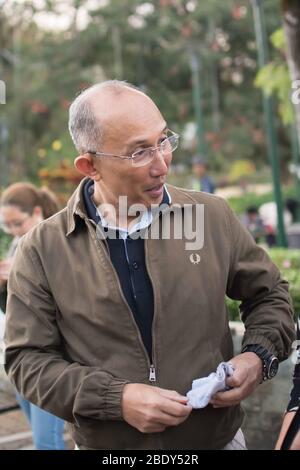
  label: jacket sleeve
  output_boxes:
[4,238,129,424]
[224,200,295,361]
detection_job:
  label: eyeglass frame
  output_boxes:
[84,129,179,165]
[0,213,32,233]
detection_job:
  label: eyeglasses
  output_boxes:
[86,129,179,167]
[0,214,31,233]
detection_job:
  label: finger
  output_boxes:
[159,410,191,427]
[140,423,167,433]
[151,425,167,433]
[226,375,242,388]
[210,387,245,406]
[152,407,192,427]
[158,389,189,404]
[159,397,193,419]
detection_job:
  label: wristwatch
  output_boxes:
[242,344,279,382]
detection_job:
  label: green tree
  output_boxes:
[282,0,300,145]
[0,0,292,182]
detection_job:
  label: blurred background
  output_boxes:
[0,0,300,449]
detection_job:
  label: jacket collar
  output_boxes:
[66,177,197,236]
[66,177,89,236]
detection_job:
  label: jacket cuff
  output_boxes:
[242,334,277,357]
[104,379,130,420]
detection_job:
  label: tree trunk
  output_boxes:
[282,0,300,144]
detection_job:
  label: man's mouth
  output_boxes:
[145,183,164,197]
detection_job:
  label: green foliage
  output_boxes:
[227,186,297,215]
[255,61,293,124]
[226,247,300,321]
[255,27,294,125]
[270,27,286,50]
[228,190,275,214]
[0,231,11,259]
[226,296,241,321]
[0,0,292,182]
[228,159,256,183]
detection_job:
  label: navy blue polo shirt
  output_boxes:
[83,180,170,361]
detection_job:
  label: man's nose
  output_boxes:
[149,148,169,177]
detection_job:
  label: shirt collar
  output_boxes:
[83,179,171,238]
[66,177,207,237]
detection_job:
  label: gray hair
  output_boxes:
[68,80,142,154]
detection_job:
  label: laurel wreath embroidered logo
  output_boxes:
[189,253,201,264]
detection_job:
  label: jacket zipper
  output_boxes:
[149,364,156,382]
[144,238,158,385]
[124,237,157,383]
[145,238,163,450]
[86,220,156,383]
[144,202,170,386]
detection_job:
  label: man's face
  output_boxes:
[91,91,172,208]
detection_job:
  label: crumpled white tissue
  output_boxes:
[186,362,234,409]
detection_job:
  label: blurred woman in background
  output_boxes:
[0,182,66,450]
[275,317,300,450]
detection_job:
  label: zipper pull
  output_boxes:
[149,364,156,382]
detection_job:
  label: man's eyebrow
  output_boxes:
[125,125,168,151]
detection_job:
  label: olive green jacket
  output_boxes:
[4,179,295,449]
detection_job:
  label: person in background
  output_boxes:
[0,182,66,450]
[259,199,298,248]
[191,155,215,194]
[285,198,300,224]
[275,317,300,450]
[240,206,265,244]
[0,308,4,337]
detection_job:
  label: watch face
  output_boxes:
[268,357,279,378]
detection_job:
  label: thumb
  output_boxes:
[226,375,236,388]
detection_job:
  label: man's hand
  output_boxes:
[122,384,192,433]
[210,352,262,408]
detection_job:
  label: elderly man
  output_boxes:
[4,81,295,450]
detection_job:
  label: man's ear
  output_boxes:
[74,154,101,181]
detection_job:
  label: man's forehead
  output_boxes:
[102,119,167,150]
[91,86,153,113]
[90,90,165,144]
